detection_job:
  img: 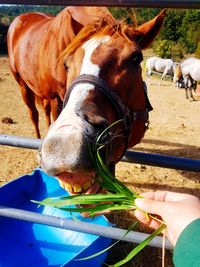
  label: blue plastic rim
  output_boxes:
[0,169,112,267]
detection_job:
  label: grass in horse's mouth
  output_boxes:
[33,120,166,266]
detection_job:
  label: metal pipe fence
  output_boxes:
[1,134,200,173]
[0,205,172,249]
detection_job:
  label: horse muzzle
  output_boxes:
[39,114,112,195]
[40,125,93,175]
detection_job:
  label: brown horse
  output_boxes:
[7,7,166,195]
[7,7,116,138]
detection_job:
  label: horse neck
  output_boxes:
[51,8,82,47]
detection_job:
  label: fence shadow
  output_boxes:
[128,138,200,182]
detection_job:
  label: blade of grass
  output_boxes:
[96,145,136,196]
[59,203,134,216]
[95,148,135,198]
[75,221,138,261]
[112,224,166,267]
[32,193,131,206]
[88,120,135,196]
[95,119,123,148]
[88,145,119,193]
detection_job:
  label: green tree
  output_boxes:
[195,42,200,58]
[179,10,200,53]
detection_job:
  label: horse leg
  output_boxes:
[185,88,189,99]
[43,99,51,129]
[183,76,190,100]
[160,69,167,86]
[146,69,151,86]
[193,81,197,92]
[18,79,41,138]
[188,77,195,101]
[189,87,196,101]
[159,74,164,86]
[190,88,195,101]
[50,97,62,122]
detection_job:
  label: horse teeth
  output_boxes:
[60,179,95,193]
[73,184,82,193]
[58,180,64,188]
[64,183,73,192]
[83,181,92,191]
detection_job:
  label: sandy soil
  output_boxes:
[0,53,200,266]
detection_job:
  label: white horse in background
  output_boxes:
[146,56,175,86]
[174,57,200,100]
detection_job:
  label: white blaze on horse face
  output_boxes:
[41,35,111,175]
[65,36,110,112]
[46,35,111,135]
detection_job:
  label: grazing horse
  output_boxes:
[146,56,175,85]
[8,7,166,195]
[174,57,200,100]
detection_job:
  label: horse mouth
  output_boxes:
[57,171,100,194]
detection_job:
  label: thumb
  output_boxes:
[135,198,167,216]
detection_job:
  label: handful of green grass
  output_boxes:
[33,120,166,266]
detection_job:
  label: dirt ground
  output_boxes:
[0,52,200,266]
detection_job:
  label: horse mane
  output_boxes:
[60,18,136,60]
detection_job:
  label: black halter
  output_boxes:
[63,74,152,157]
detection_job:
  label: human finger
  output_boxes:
[135,197,169,216]
[134,209,162,229]
[140,191,193,202]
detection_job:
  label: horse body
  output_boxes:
[174,57,200,100]
[8,7,166,195]
[146,56,175,85]
[8,7,114,137]
[189,60,200,82]
[8,8,84,137]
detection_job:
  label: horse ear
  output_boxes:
[67,7,115,35]
[70,17,84,35]
[133,9,167,49]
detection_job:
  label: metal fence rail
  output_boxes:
[1,134,200,173]
[0,134,42,150]
[1,0,200,8]
[0,205,172,249]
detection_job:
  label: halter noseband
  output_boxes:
[63,74,152,157]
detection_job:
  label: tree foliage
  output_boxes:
[195,42,200,59]
[0,5,199,59]
[0,4,64,17]
[109,8,200,59]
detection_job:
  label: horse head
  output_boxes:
[39,10,166,195]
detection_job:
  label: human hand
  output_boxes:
[134,191,200,246]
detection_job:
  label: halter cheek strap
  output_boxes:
[63,74,152,158]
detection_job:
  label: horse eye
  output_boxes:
[131,53,143,65]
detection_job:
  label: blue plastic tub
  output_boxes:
[0,169,112,267]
